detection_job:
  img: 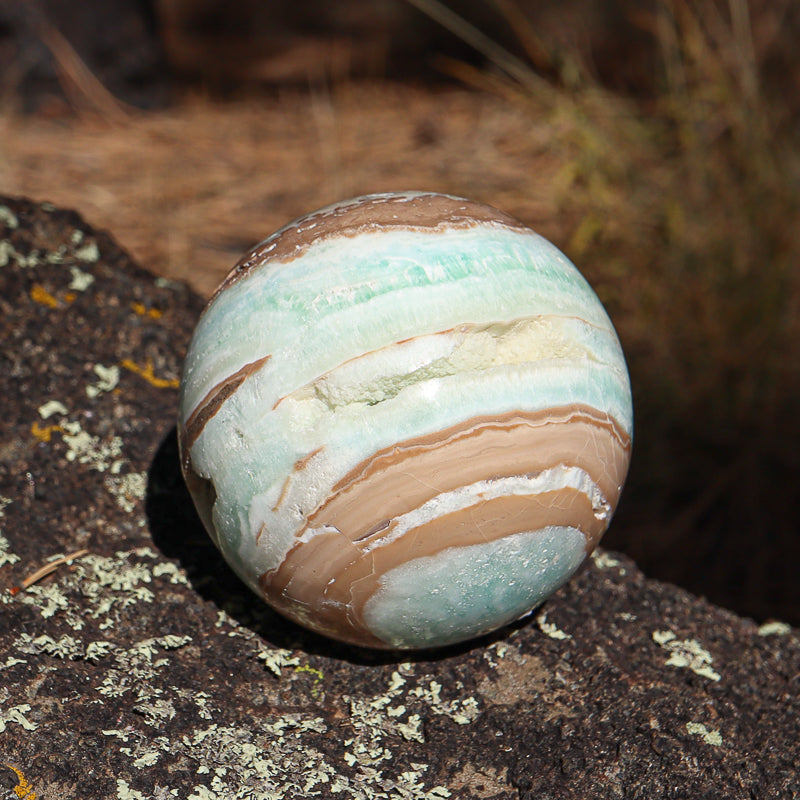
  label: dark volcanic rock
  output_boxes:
[0,195,798,799]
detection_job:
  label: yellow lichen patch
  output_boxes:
[29,283,78,309]
[131,301,164,320]
[3,764,36,800]
[29,284,59,309]
[294,664,325,697]
[120,359,179,389]
[30,421,63,443]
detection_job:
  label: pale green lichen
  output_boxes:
[174,689,214,720]
[69,265,95,291]
[155,277,180,289]
[105,668,475,799]
[152,562,190,586]
[0,703,38,732]
[0,240,13,267]
[0,532,19,568]
[157,635,193,649]
[344,671,425,767]
[61,418,125,473]
[134,698,177,727]
[536,610,572,640]
[38,400,69,419]
[0,205,19,229]
[12,630,115,663]
[652,630,721,682]
[105,471,147,513]
[0,497,19,568]
[97,636,194,730]
[86,364,120,398]
[481,641,510,669]
[590,550,625,573]
[686,722,723,746]
[450,765,514,799]
[45,244,68,264]
[256,647,301,678]
[339,669,480,777]
[86,640,118,661]
[0,241,42,268]
[217,610,308,680]
[408,681,480,725]
[757,621,792,637]
[94,637,184,698]
[14,632,85,659]
[15,583,71,618]
[105,730,174,773]
[133,752,161,768]
[176,719,337,799]
[32,405,149,525]
[0,656,27,670]
[75,240,100,263]
[116,778,149,800]
[8,549,173,629]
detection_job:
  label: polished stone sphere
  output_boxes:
[178,192,633,649]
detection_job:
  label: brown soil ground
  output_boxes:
[0,82,567,297]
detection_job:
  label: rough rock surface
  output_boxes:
[0,195,798,799]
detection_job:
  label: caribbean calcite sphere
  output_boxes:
[178,192,633,650]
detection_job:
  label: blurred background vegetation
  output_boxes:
[1,0,798,623]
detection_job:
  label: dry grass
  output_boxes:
[0,83,566,296]
[541,0,800,621]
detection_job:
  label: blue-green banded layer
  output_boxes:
[362,525,587,648]
[181,226,621,418]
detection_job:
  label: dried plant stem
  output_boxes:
[32,5,132,123]
[402,0,553,98]
[9,549,89,596]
